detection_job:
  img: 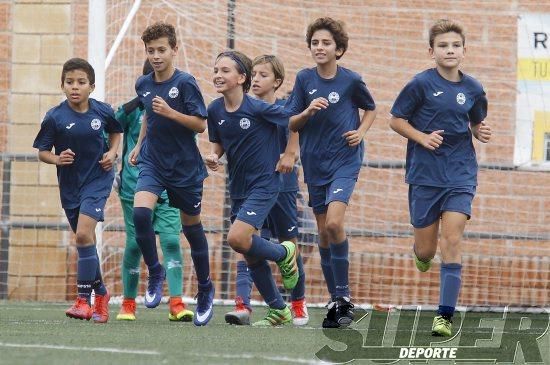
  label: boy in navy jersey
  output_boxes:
[286,17,377,328]
[33,58,122,323]
[224,55,308,326]
[390,19,491,337]
[115,60,192,323]
[128,22,214,326]
[206,50,299,326]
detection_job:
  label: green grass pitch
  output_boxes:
[0,302,548,365]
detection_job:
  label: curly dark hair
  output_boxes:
[216,50,253,93]
[141,22,177,49]
[306,17,349,60]
[61,58,95,85]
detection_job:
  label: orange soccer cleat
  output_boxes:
[116,298,137,321]
[168,297,193,322]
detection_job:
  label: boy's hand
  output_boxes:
[276,153,295,174]
[205,154,220,171]
[304,97,329,117]
[152,96,174,119]
[342,130,365,147]
[128,146,139,166]
[473,122,491,143]
[420,130,444,150]
[57,148,75,166]
[99,151,117,171]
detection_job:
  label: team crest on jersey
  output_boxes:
[168,87,179,98]
[239,118,251,129]
[90,118,101,130]
[456,92,466,105]
[328,91,340,104]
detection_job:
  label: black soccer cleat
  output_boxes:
[322,300,340,328]
[334,296,354,327]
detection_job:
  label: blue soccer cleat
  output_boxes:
[144,265,166,308]
[194,282,215,326]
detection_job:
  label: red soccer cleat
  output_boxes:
[65,297,92,321]
[291,298,309,326]
[92,290,110,323]
[224,296,252,325]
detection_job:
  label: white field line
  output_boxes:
[0,342,160,356]
[187,351,324,364]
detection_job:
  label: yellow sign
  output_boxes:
[517,58,550,81]
[532,111,550,161]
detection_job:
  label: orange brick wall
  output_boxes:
[0,0,10,151]
[4,1,549,307]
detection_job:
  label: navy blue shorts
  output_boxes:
[231,190,278,230]
[263,191,299,240]
[307,177,357,215]
[64,195,108,233]
[408,185,476,228]
[135,167,203,216]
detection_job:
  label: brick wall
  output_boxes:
[5,0,71,300]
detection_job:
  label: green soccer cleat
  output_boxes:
[252,306,292,327]
[414,252,432,272]
[432,315,452,337]
[276,241,299,290]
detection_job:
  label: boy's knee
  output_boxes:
[439,234,462,262]
[227,230,249,253]
[159,233,180,250]
[325,219,344,241]
[75,232,94,244]
[440,232,462,247]
[414,245,436,262]
[133,207,152,226]
[181,213,201,226]
[414,236,437,253]
[122,255,141,269]
[122,244,141,266]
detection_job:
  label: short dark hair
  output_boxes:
[141,22,177,49]
[216,50,253,93]
[61,58,95,85]
[429,19,465,48]
[306,17,349,60]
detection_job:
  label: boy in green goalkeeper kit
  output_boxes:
[115,60,192,322]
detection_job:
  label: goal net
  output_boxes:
[4,0,549,312]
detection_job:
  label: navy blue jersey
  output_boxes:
[390,68,488,187]
[33,99,123,209]
[285,66,376,186]
[136,69,208,187]
[274,98,299,193]
[207,94,289,199]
